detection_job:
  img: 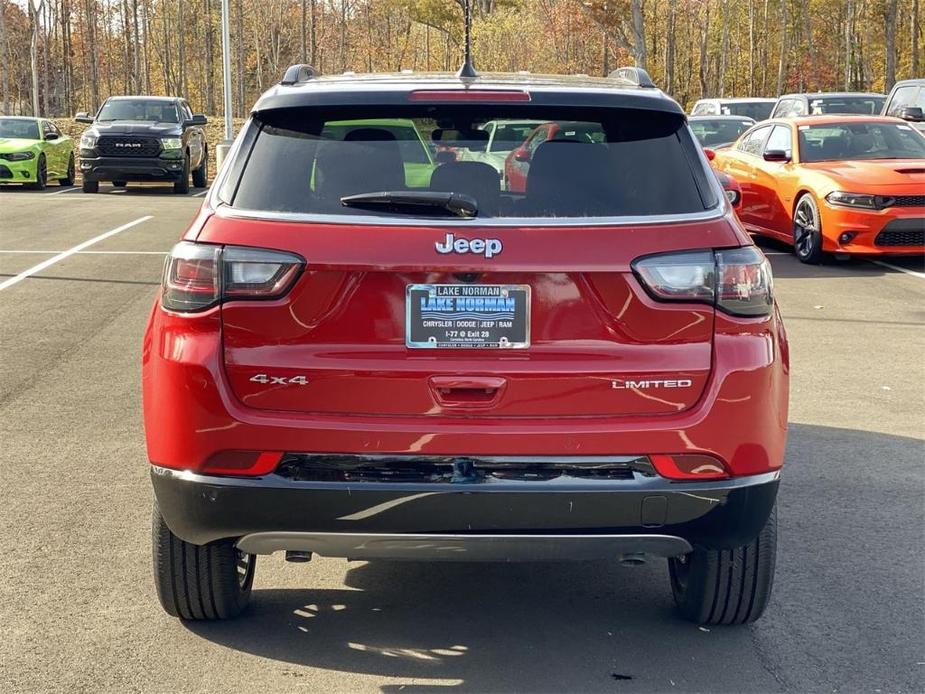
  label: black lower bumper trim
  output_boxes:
[81,155,184,182]
[151,465,779,552]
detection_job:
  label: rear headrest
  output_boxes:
[819,137,847,160]
[526,140,618,216]
[851,132,874,154]
[314,128,406,206]
[430,161,500,215]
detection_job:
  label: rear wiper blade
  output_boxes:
[340,191,478,218]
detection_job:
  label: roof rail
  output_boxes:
[280,64,320,86]
[608,66,656,89]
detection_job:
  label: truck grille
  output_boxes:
[97,136,161,157]
[875,219,925,247]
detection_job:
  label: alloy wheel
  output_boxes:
[793,198,818,259]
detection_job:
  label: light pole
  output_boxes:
[215,0,234,172]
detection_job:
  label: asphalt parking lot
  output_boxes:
[1,186,923,694]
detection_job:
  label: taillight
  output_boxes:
[650,454,729,480]
[714,247,774,317]
[162,242,303,312]
[632,246,773,318]
[162,243,221,312]
[222,246,304,298]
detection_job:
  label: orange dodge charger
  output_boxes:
[712,115,925,263]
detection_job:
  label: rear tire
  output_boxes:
[152,503,255,620]
[668,503,777,625]
[192,147,208,188]
[60,155,75,186]
[82,179,99,193]
[174,154,190,194]
[112,180,127,188]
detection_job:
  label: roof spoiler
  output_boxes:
[280,64,320,86]
[608,67,656,89]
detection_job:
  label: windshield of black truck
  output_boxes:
[97,100,179,123]
[227,106,716,220]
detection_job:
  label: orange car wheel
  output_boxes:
[793,193,825,265]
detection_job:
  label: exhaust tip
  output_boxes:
[285,550,313,563]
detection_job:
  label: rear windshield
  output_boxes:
[721,101,773,120]
[225,106,716,220]
[809,96,886,115]
[690,119,754,146]
[798,122,925,162]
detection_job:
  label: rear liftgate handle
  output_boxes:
[429,376,507,408]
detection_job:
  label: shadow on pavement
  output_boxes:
[753,235,924,279]
[184,424,924,693]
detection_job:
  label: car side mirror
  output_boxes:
[898,106,924,123]
[75,112,93,124]
[763,149,791,163]
[703,147,716,161]
[514,148,531,163]
[184,114,208,127]
[45,132,59,141]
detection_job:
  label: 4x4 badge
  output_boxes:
[435,232,502,259]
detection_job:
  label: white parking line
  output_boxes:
[868,259,925,280]
[0,250,167,255]
[43,186,80,196]
[0,216,153,292]
[192,190,209,197]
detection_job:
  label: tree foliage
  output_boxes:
[0,0,921,118]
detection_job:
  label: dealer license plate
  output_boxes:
[406,284,530,349]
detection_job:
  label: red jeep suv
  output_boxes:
[144,65,788,625]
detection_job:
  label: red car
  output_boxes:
[144,65,788,625]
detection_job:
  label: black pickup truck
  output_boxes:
[76,96,208,193]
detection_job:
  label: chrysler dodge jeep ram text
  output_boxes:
[76,96,208,193]
[143,64,789,625]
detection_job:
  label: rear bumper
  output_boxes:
[80,155,184,182]
[151,464,780,553]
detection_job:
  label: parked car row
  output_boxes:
[688,81,924,263]
[1,95,209,193]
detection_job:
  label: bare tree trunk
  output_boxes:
[845,0,853,89]
[776,0,788,96]
[0,0,8,115]
[699,2,710,97]
[204,0,215,112]
[235,0,244,115]
[178,0,186,97]
[914,0,920,77]
[301,0,307,62]
[310,0,316,65]
[41,1,50,114]
[719,0,729,97]
[340,0,348,72]
[884,0,897,90]
[132,0,140,92]
[631,0,646,69]
[29,1,43,116]
[748,0,755,95]
[142,0,151,93]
